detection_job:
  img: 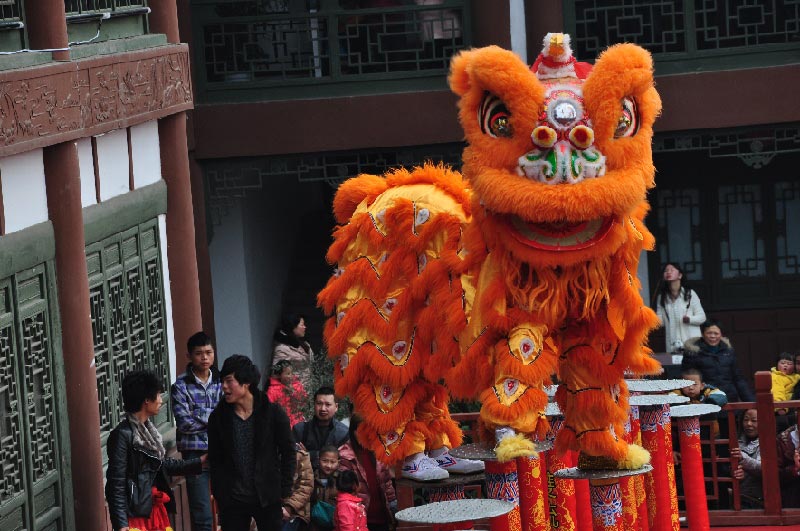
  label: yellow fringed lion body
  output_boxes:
[318,36,662,468]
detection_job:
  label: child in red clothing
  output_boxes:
[267,360,309,427]
[335,470,368,531]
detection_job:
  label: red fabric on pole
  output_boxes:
[629,406,649,531]
[659,405,680,531]
[677,417,710,531]
[576,472,593,530]
[641,406,671,531]
[621,407,640,530]
[517,455,548,530]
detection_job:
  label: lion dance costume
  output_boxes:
[318,34,662,479]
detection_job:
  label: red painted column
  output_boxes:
[44,141,106,530]
[151,0,203,347]
[23,0,69,61]
[158,114,203,351]
[148,1,181,44]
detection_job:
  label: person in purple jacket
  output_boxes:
[171,331,223,531]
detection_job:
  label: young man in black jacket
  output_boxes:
[208,355,296,531]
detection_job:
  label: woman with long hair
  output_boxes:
[273,313,315,392]
[653,262,707,352]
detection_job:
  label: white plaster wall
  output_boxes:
[509,0,527,64]
[0,148,49,234]
[210,177,308,376]
[95,129,130,201]
[130,121,162,188]
[242,186,298,374]
[76,138,97,208]
[210,204,254,365]
[158,214,178,384]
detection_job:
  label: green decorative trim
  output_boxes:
[45,261,76,531]
[68,33,168,61]
[0,222,55,280]
[83,180,167,245]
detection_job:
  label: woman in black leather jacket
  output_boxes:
[105,370,204,531]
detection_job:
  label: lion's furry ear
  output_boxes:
[448,49,475,96]
[332,174,387,224]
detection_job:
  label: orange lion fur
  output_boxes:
[321,39,663,468]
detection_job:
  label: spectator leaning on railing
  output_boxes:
[681,319,755,403]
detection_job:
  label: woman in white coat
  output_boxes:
[272,313,315,392]
[654,263,707,352]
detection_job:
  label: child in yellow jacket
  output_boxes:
[772,352,800,431]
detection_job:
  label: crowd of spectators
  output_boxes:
[105,302,800,530]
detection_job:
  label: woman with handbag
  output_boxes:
[105,370,204,531]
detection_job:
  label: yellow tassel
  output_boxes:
[495,433,537,462]
[618,444,650,469]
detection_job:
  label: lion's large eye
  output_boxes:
[479,93,513,138]
[614,97,639,138]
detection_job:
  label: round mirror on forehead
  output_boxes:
[548,98,581,128]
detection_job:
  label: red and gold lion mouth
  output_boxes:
[505,215,614,251]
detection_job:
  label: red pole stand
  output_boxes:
[575,476,593,530]
[485,459,522,531]
[590,479,624,531]
[620,407,640,531]
[658,404,680,531]
[545,417,579,530]
[671,404,720,531]
[554,465,650,531]
[516,455,549,531]
[628,406,649,531]
[640,406,671,531]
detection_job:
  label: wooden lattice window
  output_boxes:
[0,263,73,530]
[86,218,171,456]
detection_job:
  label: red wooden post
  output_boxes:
[672,404,720,531]
[754,371,781,516]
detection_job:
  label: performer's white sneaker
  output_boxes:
[401,453,449,481]
[430,447,485,474]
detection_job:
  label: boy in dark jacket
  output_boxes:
[208,355,296,531]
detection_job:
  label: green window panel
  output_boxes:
[0,0,25,53]
[65,0,151,47]
[192,0,471,102]
[64,0,146,13]
[0,263,74,531]
[86,218,172,461]
[564,0,800,74]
